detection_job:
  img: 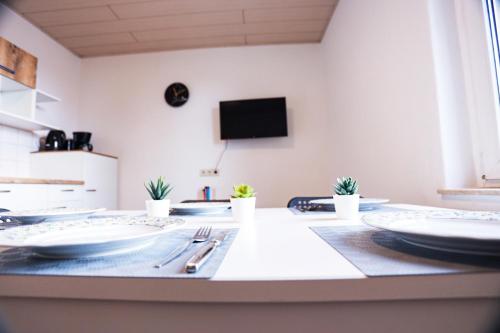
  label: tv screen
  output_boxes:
[219,97,288,139]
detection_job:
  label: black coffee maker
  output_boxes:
[44,130,66,150]
[72,132,93,151]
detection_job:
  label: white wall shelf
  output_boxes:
[36,89,61,103]
[0,109,59,131]
[0,76,30,92]
[0,75,61,131]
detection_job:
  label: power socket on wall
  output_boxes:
[200,169,219,177]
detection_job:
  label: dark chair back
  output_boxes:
[287,196,333,210]
[181,200,230,203]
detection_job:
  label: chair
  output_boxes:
[181,200,230,203]
[286,196,333,211]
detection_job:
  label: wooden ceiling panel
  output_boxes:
[3,0,338,57]
[244,6,334,23]
[45,11,244,38]
[240,0,337,9]
[110,0,241,19]
[244,21,329,35]
[246,32,323,45]
[74,35,246,57]
[58,33,136,48]
[133,20,327,43]
[3,0,153,13]
[5,0,337,13]
[133,25,246,42]
[24,6,117,27]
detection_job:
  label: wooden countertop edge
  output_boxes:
[0,273,499,303]
[0,177,84,185]
[437,188,500,196]
[31,150,118,159]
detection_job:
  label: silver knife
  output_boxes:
[185,232,227,273]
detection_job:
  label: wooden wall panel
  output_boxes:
[0,37,38,88]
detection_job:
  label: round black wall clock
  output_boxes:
[164,82,189,107]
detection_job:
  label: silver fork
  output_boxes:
[154,226,212,268]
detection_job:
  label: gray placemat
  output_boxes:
[89,213,146,219]
[170,210,231,217]
[289,205,405,215]
[0,228,237,279]
[310,225,500,276]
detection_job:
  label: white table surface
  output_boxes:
[0,204,499,304]
[2,205,500,333]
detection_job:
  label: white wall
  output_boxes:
[0,3,81,131]
[320,0,500,209]
[79,45,331,208]
[321,0,446,206]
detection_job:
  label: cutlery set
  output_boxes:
[155,226,228,273]
[0,208,227,273]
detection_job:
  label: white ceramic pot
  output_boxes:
[230,197,256,222]
[145,199,171,217]
[333,194,360,220]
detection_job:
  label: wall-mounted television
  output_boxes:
[219,97,288,139]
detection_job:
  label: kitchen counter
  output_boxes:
[0,176,83,185]
[0,206,499,333]
[31,150,118,159]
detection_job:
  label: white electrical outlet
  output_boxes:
[200,169,219,177]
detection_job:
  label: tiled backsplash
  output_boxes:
[0,125,38,177]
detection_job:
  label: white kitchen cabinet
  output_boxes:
[0,184,22,210]
[46,185,83,209]
[30,151,118,209]
[0,183,82,211]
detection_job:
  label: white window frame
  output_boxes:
[455,0,500,183]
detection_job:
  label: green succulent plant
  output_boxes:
[334,177,359,196]
[231,184,256,198]
[145,176,173,200]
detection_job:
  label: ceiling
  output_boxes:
[2,0,338,57]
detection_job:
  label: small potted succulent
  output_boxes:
[230,184,256,222]
[145,177,173,217]
[333,177,360,219]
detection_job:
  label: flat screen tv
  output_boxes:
[219,97,288,139]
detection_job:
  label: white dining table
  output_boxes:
[0,204,499,333]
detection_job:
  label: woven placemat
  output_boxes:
[311,225,500,276]
[0,228,237,279]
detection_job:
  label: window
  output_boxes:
[486,0,500,100]
[455,0,500,184]
[481,0,500,182]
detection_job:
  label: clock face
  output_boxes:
[164,82,189,107]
